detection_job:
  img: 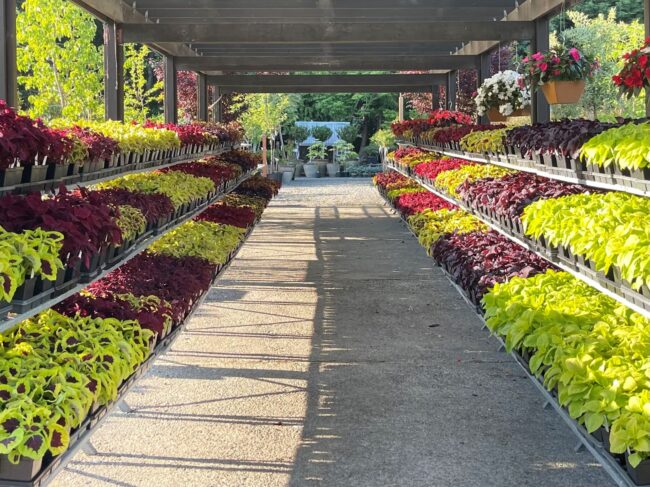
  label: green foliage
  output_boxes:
[306,142,328,161]
[580,122,650,169]
[115,206,147,242]
[233,94,294,147]
[551,10,647,120]
[0,309,153,462]
[434,164,514,197]
[408,209,488,250]
[289,125,309,143]
[76,120,180,153]
[337,125,359,144]
[370,128,396,149]
[149,221,244,264]
[123,44,163,123]
[16,0,103,120]
[311,126,333,143]
[522,192,650,289]
[359,143,380,162]
[460,129,508,153]
[0,228,64,302]
[483,269,650,465]
[332,141,357,162]
[98,171,215,209]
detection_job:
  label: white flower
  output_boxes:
[475,70,530,116]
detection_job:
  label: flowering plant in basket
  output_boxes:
[612,37,650,98]
[520,46,598,86]
[476,71,530,117]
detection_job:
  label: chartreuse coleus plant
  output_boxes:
[78,121,181,153]
[149,221,244,265]
[0,310,153,463]
[408,209,488,251]
[483,270,650,467]
[460,128,509,154]
[0,228,64,302]
[386,187,426,202]
[97,171,215,209]
[579,123,650,170]
[522,192,650,290]
[434,164,514,198]
[114,205,147,242]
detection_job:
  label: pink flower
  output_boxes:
[522,57,529,63]
[531,52,544,61]
[569,48,581,62]
[552,56,561,64]
[539,62,549,72]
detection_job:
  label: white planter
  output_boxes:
[304,164,319,178]
[326,163,340,177]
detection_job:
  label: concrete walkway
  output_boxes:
[54,178,613,487]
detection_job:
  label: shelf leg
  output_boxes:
[543,401,551,410]
[574,441,585,453]
[82,441,99,456]
[117,399,133,413]
[497,344,505,352]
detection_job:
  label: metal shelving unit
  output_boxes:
[386,163,650,319]
[0,170,255,334]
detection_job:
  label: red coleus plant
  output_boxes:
[195,203,257,228]
[456,172,592,219]
[73,188,174,225]
[0,189,122,266]
[207,149,261,172]
[414,158,474,181]
[89,252,214,323]
[394,192,455,217]
[160,161,238,187]
[613,37,650,98]
[373,171,408,190]
[431,230,555,304]
[0,101,51,169]
[144,121,211,147]
[234,175,280,201]
[67,125,119,161]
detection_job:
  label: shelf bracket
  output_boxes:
[82,441,99,456]
[117,399,133,413]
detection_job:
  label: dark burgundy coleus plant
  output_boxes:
[195,203,257,228]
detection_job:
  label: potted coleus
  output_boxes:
[521,45,598,104]
[476,70,531,122]
[612,36,650,99]
[305,142,327,178]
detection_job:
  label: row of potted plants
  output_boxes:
[385,149,650,313]
[374,170,650,483]
[0,101,244,190]
[0,174,279,482]
[0,151,259,318]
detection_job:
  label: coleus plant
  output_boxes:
[579,122,650,170]
[195,203,257,229]
[235,175,280,201]
[207,149,261,172]
[408,208,488,250]
[159,161,239,187]
[434,163,514,198]
[373,171,408,190]
[393,191,455,217]
[431,124,504,145]
[74,188,174,225]
[460,128,509,154]
[221,194,269,218]
[413,158,474,181]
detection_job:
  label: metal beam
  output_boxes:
[103,22,124,121]
[164,56,177,124]
[446,71,457,110]
[136,0,517,9]
[0,0,17,109]
[479,52,491,124]
[206,74,446,88]
[197,73,207,121]
[222,85,435,94]
[531,17,550,124]
[121,21,535,44]
[178,56,479,72]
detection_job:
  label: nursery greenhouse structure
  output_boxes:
[0,0,649,486]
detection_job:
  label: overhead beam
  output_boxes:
[206,74,447,88]
[136,0,518,9]
[164,56,177,124]
[178,56,479,72]
[121,21,535,44]
[0,0,17,108]
[222,85,436,94]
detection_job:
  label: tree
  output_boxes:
[123,44,163,122]
[17,0,103,119]
[551,9,646,120]
[233,93,294,149]
[153,65,198,122]
[552,0,644,30]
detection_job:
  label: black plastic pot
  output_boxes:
[54,261,81,295]
[0,167,24,187]
[626,453,650,485]
[631,167,650,181]
[46,163,69,181]
[35,275,54,298]
[13,276,38,302]
[0,455,42,481]
[21,164,48,184]
[0,299,10,317]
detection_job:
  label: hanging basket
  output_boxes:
[541,80,586,105]
[486,107,507,123]
[508,108,531,118]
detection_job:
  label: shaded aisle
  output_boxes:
[54,179,613,487]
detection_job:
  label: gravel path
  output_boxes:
[52,178,613,487]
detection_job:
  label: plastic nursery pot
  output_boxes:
[46,163,69,181]
[0,455,43,482]
[486,107,507,123]
[0,167,23,187]
[13,276,38,302]
[541,80,586,105]
[21,164,48,184]
[626,453,650,485]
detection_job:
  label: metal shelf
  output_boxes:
[399,141,650,198]
[386,163,650,319]
[382,191,642,487]
[0,170,255,335]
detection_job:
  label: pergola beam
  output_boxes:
[136,0,519,9]
[178,56,479,72]
[206,74,447,88]
[222,86,436,94]
[103,22,124,121]
[121,21,535,44]
[164,56,177,124]
[0,0,17,109]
